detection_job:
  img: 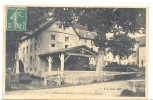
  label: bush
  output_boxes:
[120,89,145,97]
[105,62,139,69]
[120,89,136,96]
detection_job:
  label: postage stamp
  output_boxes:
[6,7,26,31]
[3,6,148,99]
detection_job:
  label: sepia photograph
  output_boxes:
[3,6,147,99]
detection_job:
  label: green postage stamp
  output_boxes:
[6,7,26,31]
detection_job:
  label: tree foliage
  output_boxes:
[52,8,146,46]
[107,34,137,59]
[52,8,146,68]
[27,7,52,31]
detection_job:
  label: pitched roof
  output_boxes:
[20,20,55,41]
[135,36,146,46]
[74,29,96,40]
[39,45,98,56]
[20,20,96,41]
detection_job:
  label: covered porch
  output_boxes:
[39,45,98,76]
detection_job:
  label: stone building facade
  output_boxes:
[15,21,98,77]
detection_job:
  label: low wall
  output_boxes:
[114,73,137,80]
[103,67,138,72]
[63,75,114,85]
[45,71,139,86]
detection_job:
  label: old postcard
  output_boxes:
[3,6,148,99]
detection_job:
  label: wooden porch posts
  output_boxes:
[59,53,64,75]
[16,58,19,74]
[47,56,54,72]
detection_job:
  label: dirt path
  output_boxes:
[5,80,130,99]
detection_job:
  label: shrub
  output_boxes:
[105,63,139,68]
[91,80,97,83]
[120,89,136,96]
[120,89,145,97]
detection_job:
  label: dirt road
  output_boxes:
[5,80,131,99]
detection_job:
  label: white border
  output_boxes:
[0,0,153,99]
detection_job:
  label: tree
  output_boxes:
[107,33,137,64]
[51,8,146,71]
[27,7,52,31]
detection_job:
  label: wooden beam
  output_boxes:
[82,48,97,56]
[47,56,49,61]
[58,54,61,60]
[64,55,70,62]
[78,48,86,54]
[89,57,92,61]
[52,58,55,63]
[48,56,52,72]
[68,48,80,53]
[66,52,96,57]
[60,53,64,73]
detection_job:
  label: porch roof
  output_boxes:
[39,45,98,57]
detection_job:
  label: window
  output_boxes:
[91,47,93,50]
[26,46,28,53]
[30,56,32,64]
[35,43,37,50]
[35,68,37,71]
[26,68,28,71]
[51,35,56,40]
[85,39,87,43]
[30,68,32,71]
[35,55,37,61]
[30,45,32,52]
[65,45,69,48]
[23,47,25,53]
[65,37,69,42]
[51,44,55,47]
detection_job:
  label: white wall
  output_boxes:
[139,46,146,67]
